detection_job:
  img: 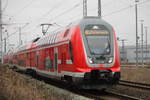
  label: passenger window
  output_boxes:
[69,42,73,62]
[45,58,53,70]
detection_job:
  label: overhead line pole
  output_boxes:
[121,39,126,62]
[135,0,139,67]
[3,32,8,53]
[118,38,127,63]
[83,0,101,18]
[144,26,148,62]
[83,0,87,17]
[98,0,101,18]
[0,0,3,63]
[4,38,6,53]
[140,20,144,66]
[2,23,29,41]
[19,27,22,46]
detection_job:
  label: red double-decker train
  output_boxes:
[4,17,120,89]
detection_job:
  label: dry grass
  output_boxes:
[0,66,54,100]
[121,66,150,84]
[0,65,89,100]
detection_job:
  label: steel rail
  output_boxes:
[77,90,143,100]
[105,90,144,100]
[119,80,150,90]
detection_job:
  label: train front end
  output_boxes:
[71,17,120,89]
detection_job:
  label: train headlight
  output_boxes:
[108,57,113,63]
[88,57,94,64]
[106,48,110,53]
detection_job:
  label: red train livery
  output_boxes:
[4,17,120,89]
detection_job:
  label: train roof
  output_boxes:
[15,17,112,54]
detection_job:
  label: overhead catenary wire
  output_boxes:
[88,0,129,17]
[88,0,150,18]
[5,0,149,32]
[25,11,82,37]
[116,0,132,5]
[88,0,131,18]
[55,11,82,24]
[103,0,150,17]
[102,0,114,7]
[7,0,135,38]
[13,0,76,35]
[4,0,81,37]
[12,0,36,18]
[3,0,66,25]
[4,0,150,44]
[2,23,29,40]
[19,0,67,29]
[33,1,82,25]
[40,0,65,18]
[2,0,8,12]
[103,5,133,17]
[49,2,82,21]
[3,0,36,24]
[1,14,13,22]
[21,1,82,35]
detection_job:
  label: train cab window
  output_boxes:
[84,25,111,55]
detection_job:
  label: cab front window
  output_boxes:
[84,25,111,55]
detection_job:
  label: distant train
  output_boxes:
[3,17,120,89]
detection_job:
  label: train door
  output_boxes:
[29,53,32,67]
[54,47,58,75]
[26,53,30,67]
[35,51,39,68]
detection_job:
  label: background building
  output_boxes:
[120,44,150,63]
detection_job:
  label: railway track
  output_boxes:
[119,80,150,90]
[77,89,143,100]
[13,69,144,100]
[105,91,144,100]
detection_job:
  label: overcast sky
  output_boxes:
[1,0,150,51]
